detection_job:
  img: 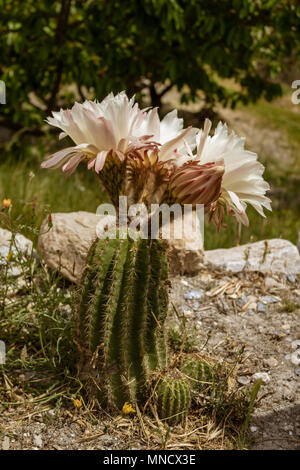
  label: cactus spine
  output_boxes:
[156,376,191,423]
[75,235,169,409]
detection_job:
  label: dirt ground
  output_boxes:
[170,268,300,450]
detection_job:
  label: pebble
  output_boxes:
[184,289,205,300]
[264,277,284,290]
[181,279,189,286]
[287,274,296,283]
[199,273,213,284]
[260,295,280,304]
[295,367,300,376]
[282,324,290,331]
[246,309,255,315]
[290,350,300,365]
[252,372,271,383]
[236,295,248,307]
[2,436,10,450]
[33,435,43,448]
[250,426,258,433]
[100,435,115,445]
[264,357,278,368]
[182,309,193,318]
[237,376,250,385]
[257,302,267,313]
[291,340,300,350]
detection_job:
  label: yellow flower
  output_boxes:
[122,402,136,414]
[72,397,82,408]
[2,198,11,209]
[7,250,13,263]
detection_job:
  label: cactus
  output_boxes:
[156,375,191,423]
[75,234,169,410]
[181,356,216,393]
[180,355,228,406]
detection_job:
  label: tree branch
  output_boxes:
[45,0,72,114]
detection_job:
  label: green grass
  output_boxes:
[0,156,108,244]
[246,100,300,163]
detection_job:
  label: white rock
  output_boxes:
[2,436,10,450]
[252,372,271,383]
[33,434,43,448]
[205,239,300,275]
[184,289,205,300]
[257,302,267,313]
[290,350,300,366]
[291,340,300,350]
[260,295,280,304]
[237,376,250,385]
[38,212,108,283]
[264,277,285,290]
[38,211,205,283]
[0,228,33,276]
[163,209,205,275]
[263,357,278,368]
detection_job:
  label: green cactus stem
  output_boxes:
[75,234,169,410]
[156,375,191,424]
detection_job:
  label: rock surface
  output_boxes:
[170,267,300,450]
[38,212,300,283]
[38,212,100,283]
[38,211,205,282]
[0,228,33,276]
[205,238,300,275]
[163,209,204,276]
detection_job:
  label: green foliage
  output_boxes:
[1,0,300,134]
[75,235,169,409]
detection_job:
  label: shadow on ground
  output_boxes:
[249,404,300,450]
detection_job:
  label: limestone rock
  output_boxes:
[163,209,204,276]
[205,239,300,275]
[38,210,204,283]
[38,211,100,283]
[0,228,33,276]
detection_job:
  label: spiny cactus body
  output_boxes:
[75,235,169,409]
[180,355,228,405]
[156,375,191,424]
[181,356,216,392]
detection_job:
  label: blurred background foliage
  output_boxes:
[0,0,300,249]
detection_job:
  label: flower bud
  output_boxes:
[170,159,225,205]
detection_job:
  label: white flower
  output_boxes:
[136,108,197,162]
[41,92,197,177]
[194,119,271,225]
[41,92,156,176]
